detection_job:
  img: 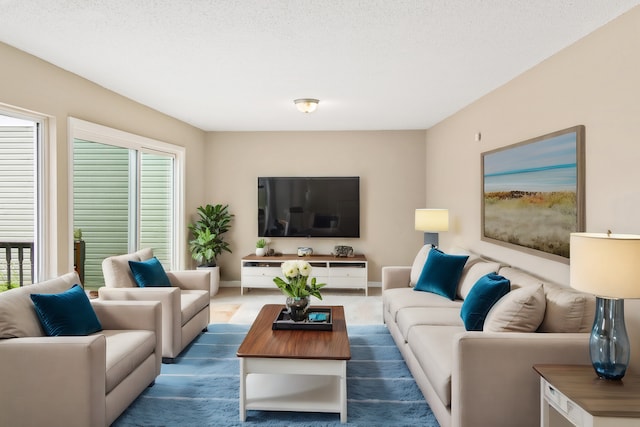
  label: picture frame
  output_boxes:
[481,125,585,263]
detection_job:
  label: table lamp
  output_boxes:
[570,232,640,380]
[415,209,449,247]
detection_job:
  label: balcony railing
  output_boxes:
[0,242,34,287]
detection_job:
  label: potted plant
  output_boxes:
[188,204,233,296]
[273,260,326,321]
[255,238,267,256]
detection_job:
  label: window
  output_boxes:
[70,119,184,288]
[0,110,48,288]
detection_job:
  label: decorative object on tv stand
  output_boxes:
[297,247,313,257]
[415,209,449,247]
[188,203,233,296]
[293,98,319,113]
[273,260,326,322]
[255,238,267,256]
[333,245,353,257]
[570,231,640,380]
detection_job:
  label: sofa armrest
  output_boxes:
[91,299,163,331]
[95,293,169,360]
[0,335,106,427]
[452,332,590,427]
[166,270,210,292]
[382,266,411,291]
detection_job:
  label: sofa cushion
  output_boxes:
[102,248,155,288]
[538,286,596,333]
[103,329,156,394]
[484,284,546,332]
[180,290,211,326]
[497,266,545,289]
[407,325,464,407]
[460,274,510,331]
[0,272,80,338]
[102,253,141,288]
[30,284,103,336]
[128,257,172,288]
[457,261,502,300]
[384,287,462,323]
[414,249,469,300]
[397,307,463,341]
[410,244,432,286]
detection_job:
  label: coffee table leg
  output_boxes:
[239,358,246,421]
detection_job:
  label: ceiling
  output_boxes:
[1,1,638,131]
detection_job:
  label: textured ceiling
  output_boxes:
[1,1,638,131]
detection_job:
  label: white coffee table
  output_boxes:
[236,304,351,423]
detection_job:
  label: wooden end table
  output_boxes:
[534,364,640,426]
[237,304,351,423]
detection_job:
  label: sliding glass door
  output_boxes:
[73,140,176,288]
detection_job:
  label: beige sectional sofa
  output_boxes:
[382,246,597,427]
[100,248,210,362]
[0,272,162,427]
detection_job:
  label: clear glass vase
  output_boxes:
[286,296,310,322]
[589,297,630,380]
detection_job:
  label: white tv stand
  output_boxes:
[240,254,368,296]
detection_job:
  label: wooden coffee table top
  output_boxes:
[237,304,351,360]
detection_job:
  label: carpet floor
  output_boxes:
[113,323,439,427]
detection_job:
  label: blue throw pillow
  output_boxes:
[30,284,102,336]
[128,256,172,287]
[460,273,511,331]
[414,248,469,300]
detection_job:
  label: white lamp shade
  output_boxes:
[570,232,640,299]
[415,209,449,232]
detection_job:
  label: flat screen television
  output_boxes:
[258,176,360,238]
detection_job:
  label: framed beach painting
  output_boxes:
[481,125,585,263]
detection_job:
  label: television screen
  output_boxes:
[258,177,360,238]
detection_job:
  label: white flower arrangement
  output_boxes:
[273,260,325,299]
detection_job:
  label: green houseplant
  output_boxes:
[255,238,267,256]
[188,204,234,267]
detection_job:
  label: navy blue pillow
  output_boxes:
[128,256,171,287]
[30,284,102,336]
[414,248,469,300]
[460,273,511,331]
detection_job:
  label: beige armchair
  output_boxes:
[99,248,210,362]
[0,272,162,427]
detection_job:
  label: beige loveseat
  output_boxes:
[0,272,162,427]
[100,248,210,362]
[382,246,598,427]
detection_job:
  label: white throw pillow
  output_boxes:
[457,261,501,300]
[483,284,546,332]
[538,286,595,333]
[410,244,432,286]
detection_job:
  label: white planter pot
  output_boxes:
[197,266,220,297]
[255,247,266,256]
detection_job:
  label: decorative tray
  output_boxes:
[272,307,333,331]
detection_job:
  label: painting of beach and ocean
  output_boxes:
[482,126,585,261]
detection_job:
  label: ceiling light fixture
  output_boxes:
[294,98,319,113]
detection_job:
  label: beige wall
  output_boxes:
[425,6,640,286]
[204,130,426,282]
[0,42,206,277]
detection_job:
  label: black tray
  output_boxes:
[272,307,333,331]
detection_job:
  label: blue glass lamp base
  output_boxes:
[590,297,630,380]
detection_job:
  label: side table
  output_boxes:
[533,364,640,427]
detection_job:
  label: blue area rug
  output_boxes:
[113,324,439,427]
